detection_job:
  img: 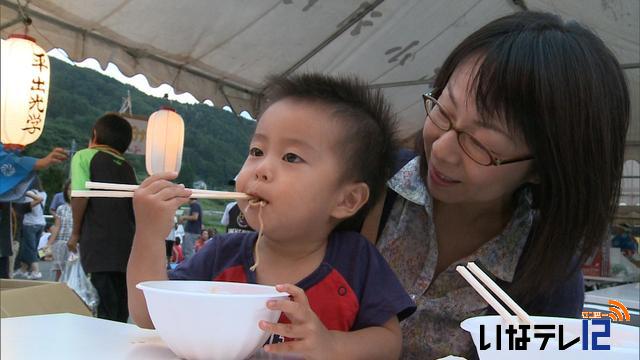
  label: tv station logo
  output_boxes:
[581,300,630,322]
[478,300,632,351]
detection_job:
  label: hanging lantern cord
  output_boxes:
[0,0,32,31]
[17,0,32,31]
[1,0,54,48]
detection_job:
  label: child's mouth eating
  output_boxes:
[248,197,268,207]
[246,192,268,207]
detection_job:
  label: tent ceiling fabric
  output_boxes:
[1,0,638,145]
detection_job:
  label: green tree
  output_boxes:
[22,57,255,199]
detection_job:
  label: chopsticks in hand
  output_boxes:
[71,181,251,200]
[456,262,533,326]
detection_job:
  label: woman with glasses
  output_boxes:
[366,11,630,358]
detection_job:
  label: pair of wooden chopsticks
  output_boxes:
[456,262,533,326]
[71,181,251,200]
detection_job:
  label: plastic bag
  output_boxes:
[60,250,99,314]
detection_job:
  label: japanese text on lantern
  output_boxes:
[23,52,48,135]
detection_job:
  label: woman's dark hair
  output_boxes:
[419,12,629,300]
[263,73,399,230]
[92,113,133,153]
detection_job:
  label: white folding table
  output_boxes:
[585,282,640,310]
[1,313,295,359]
[584,282,640,327]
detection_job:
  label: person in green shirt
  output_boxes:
[69,113,137,323]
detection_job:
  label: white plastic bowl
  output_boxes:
[461,315,639,360]
[137,280,289,360]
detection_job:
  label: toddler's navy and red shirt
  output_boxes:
[169,231,416,331]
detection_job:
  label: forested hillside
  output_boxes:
[22,57,256,196]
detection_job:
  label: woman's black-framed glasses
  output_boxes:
[422,93,534,166]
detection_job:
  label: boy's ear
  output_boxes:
[330,182,369,220]
[89,129,97,146]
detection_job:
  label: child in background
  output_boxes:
[69,113,137,323]
[128,73,415,359]
[170,237,184,264]
[37,223,53,260]
[194,229,208,253]
[165,217,177,269]
[206,228,217,240]
[47,181,73,281]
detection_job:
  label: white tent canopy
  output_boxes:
[1,0,638,152]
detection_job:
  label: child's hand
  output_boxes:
[133,172,192,242]
[259,284,336,359]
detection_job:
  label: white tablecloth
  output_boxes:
[1,313,294,360]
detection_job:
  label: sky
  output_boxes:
[47,48,254,120]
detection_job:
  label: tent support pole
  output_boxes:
[219,85,238,118]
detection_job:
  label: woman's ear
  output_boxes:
[330,182,370,220]
[526,172,540,185]
[524,164,540,185]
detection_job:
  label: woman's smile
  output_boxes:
[428,165,461,187]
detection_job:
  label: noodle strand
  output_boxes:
[249,200,265,271]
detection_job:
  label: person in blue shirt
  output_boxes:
[128,73,416,359]
[0,146,67,201]
[0,146,67,278]
[611,225,638,257]
[178,198,201,260]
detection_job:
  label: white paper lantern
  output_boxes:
[145,106,185,175]
[1,34,50,150]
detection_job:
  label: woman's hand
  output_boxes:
[259,284,337,360]
[25,190,43,207]
[133,172,191,243]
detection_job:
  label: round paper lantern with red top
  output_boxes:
[1,34,51,150]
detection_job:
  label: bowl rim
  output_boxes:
[136,280,291,298]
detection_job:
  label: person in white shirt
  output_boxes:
[220,201,255,233]
[13,177,47,280]
[165,216,177,268]
[220,175,255,234]
[37,224,52,255]
[220,201,235,228]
